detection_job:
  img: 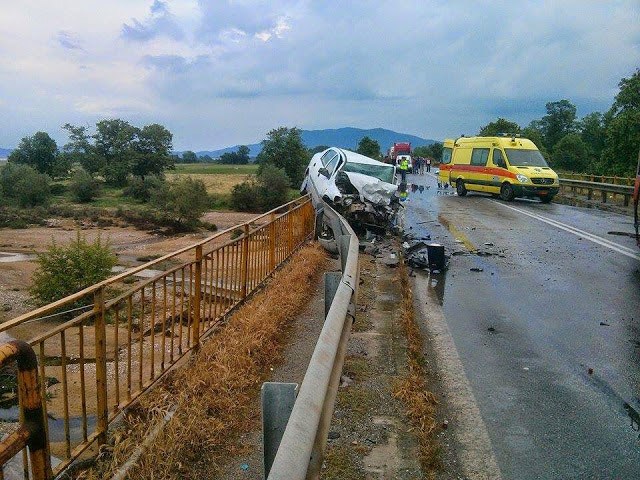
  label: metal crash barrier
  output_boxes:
[0,341,52,480]
[559,178,635,206]
[264,203,359,479]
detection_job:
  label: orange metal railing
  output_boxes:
[0,196,314,477]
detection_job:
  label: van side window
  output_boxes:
[493,149,506,168]
[470,148,490,166]
[441,147,452,164]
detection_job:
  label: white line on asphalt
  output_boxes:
[496,203,640,261]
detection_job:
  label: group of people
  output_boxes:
[412,156,432,174]
[396,156,433,183]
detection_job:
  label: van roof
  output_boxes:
[445,136,539,150]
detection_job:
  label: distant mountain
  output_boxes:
[0,147,12,158]
[194,127,435,159]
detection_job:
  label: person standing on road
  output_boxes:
[399,156,409,183]
[426,157,432,173]
[419,156,425,175]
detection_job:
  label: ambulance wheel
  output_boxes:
[540,195,553,204]
[456,180,467,197]
[500,183,515,201]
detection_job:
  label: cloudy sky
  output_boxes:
[1,0,639,151]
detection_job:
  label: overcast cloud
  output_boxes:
[1,0,639,150]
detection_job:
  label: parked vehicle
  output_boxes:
[438,135,559,203]
[386,142,412,165]
[301,147,399,231]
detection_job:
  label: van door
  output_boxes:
[469,147,490,192]
[487,148,508,194]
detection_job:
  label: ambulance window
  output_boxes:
[441,147,452,165]
[471,148,490,166]
[493,149,507,168]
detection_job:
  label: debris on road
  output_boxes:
[470,267,484,272]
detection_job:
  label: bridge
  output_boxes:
[0,171,639,479]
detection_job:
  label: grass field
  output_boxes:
[173,163,258,175]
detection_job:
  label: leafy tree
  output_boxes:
[219,145,251,164]
[8,131,60,176]
[478,118,521,136]
[30,232,116,305]
[69,169,101,203]
[181,151,198,163]
[551,134,589,171]
[231,165,291,212]
[413,142,444,161]
[62,124,103,175]
[356,136,381,158]
[308,145,329,155]
[521,124,549,160]
[238,145,251,161]
[600,69,640,175]
[93,119,138,186]
[539,100,577,152]
[123,176,165,202]
[258,165,290,210]
[578,112,605,165]
[151,177,210,228]
[131,123,174,181]
[0,163,51,207]
[256,127,309,186]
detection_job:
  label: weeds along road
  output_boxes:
[402,171,640,480]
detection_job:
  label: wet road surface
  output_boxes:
[402,172,640,479]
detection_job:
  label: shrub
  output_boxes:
[151,176,210,229]
[0,163,51,207]
[69,169,101,203]
[30,232,117,306]
[123,176,165,202]
[230,165,290,213]
[230,178,261,212]
[258,164,290,211]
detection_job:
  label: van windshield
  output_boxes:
[504,149,549,167]
[342,162,395,184]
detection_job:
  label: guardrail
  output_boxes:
[559,178,635,207]
[0,196,314,478]
[0,341,51,480]
[265,202,359,479]
[560,173,635,186]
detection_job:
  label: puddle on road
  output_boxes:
[0,252,36,263]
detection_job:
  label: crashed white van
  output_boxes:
[300,147,399,230]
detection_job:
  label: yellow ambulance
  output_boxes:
[438,135,559,203]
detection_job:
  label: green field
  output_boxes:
[173,163,258,175]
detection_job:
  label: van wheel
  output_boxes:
[500,183,515,201]
[540,195,553,204]
[456,180,467,197]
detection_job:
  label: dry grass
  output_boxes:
[392,264,442,478]
[78,243,328,479]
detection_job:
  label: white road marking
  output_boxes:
[496,202,640,261]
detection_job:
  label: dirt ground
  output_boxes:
[0,211,257,324]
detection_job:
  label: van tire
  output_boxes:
[500,183,515,201]
[540,195,553,204]
[456,180,467,197]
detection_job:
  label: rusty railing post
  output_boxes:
[94,286,109,447]
[269,212,276,271]
[241,225,250,298]
[0,341,52,480]
[192,245,203,349]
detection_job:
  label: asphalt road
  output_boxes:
[402,172,640,479]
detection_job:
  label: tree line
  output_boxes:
[477,70,639,175]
